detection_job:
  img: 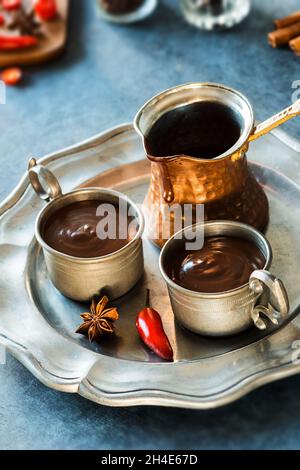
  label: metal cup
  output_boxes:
[28,159,144,302]
[159,220,289,336]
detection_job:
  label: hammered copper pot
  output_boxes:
[146,147,268,247]
[134,83,268,247]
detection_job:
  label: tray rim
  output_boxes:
[1,123,300,409]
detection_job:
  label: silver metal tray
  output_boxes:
[1,123,300,409]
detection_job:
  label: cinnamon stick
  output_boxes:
[274,11,300,29]
[268,21,300,47]
[289,35,300,56]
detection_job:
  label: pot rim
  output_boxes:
[134,82,255,162]
[159,220,272,298]
[35,187,144,263]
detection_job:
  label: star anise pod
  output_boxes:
[7,6,41,36]
[76,296,119,343]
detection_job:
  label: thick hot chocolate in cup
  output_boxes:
[41,199,137,258]
[166,236,266,293]
[100,0,143,14]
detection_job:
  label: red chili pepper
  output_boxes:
[1,67,22,86]
[136,290,173,361]
[0,35,38,50]
[34,0,58,21]
[2,0,21,11]
[0,14,5,26]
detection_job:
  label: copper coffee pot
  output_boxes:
[134,83,300,247]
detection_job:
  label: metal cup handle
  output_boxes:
[249,270,289,331]
[28,158,62,202]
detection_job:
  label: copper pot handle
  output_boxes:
[248,99,300,142]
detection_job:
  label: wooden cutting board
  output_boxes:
[0,0,69,67]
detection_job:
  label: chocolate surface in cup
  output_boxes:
[145,101,242,159]
[41,200,136,258]
[100,0,143,14]
[166,236,266,293]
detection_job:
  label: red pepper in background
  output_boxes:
[136,289,174,361]
[0,14,5,26]
[0,35,38,49]
[34,0,58,21]
[1,67,22,85]
[2,0,21,11]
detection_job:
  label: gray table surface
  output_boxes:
[1,0,300,450]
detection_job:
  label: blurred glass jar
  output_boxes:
[98,0,158,23]
[181,0,251,30]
